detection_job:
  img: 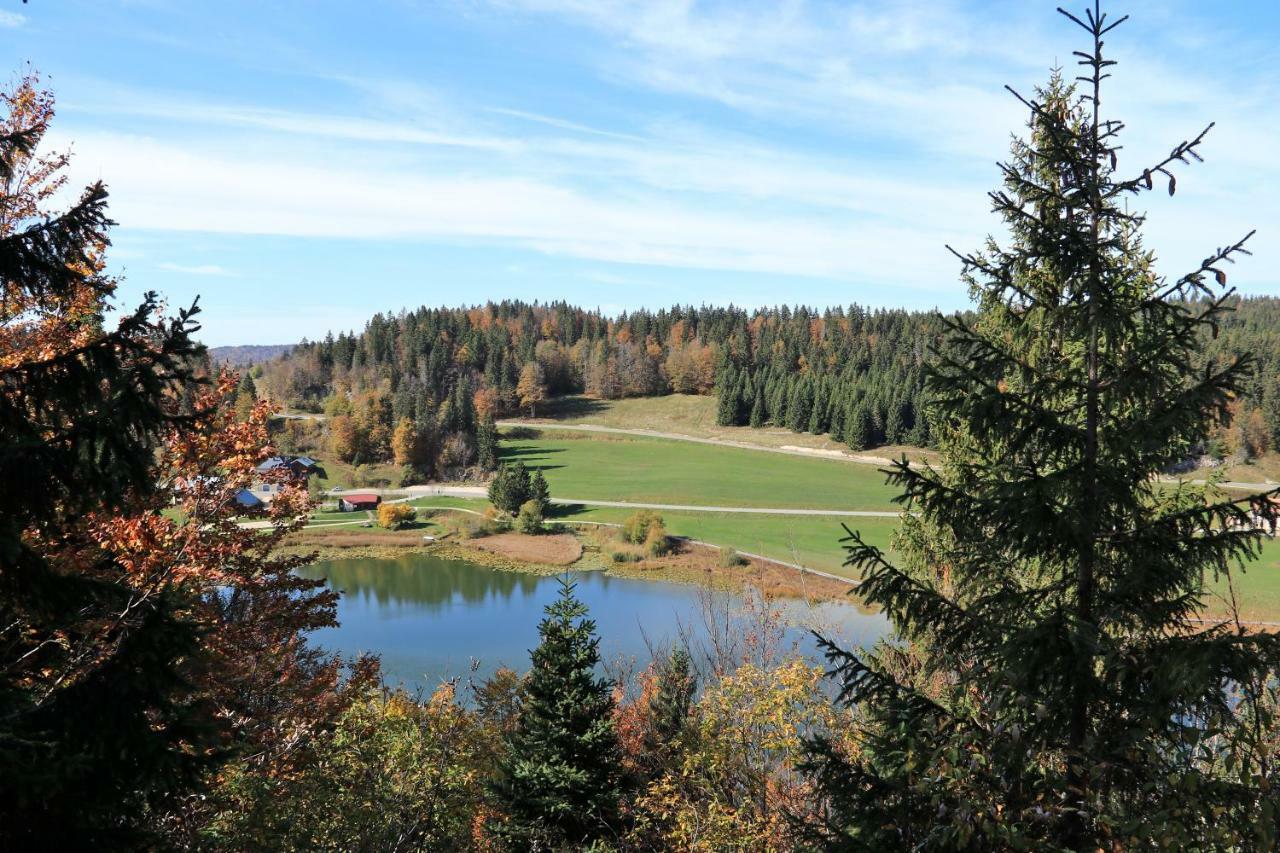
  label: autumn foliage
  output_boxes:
[0,73,373,846]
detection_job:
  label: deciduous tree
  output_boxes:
[0,74,365,845]
[516,361,546,417]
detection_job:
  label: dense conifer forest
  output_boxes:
[252,296,1280,473]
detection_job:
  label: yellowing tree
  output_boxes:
[377,503,417,530]
[328,414,358,463]
[516,361,547,416]
[391,418,417,466]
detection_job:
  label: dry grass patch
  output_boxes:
[471,532,583,566]
[288,529,425,548]
[612,538,857,603]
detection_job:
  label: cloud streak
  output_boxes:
[157,262,238,277]
[48,0,1280,315]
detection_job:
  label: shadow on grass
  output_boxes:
[499,446,567,458]
[545,502,592,520]
[537,395,610,419]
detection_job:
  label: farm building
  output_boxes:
[338,493,381,512]
[256,455,320,477]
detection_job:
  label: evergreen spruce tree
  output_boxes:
[437,393,458,435]
[884,398,906,445]
[786,379,811,432]
[476,415,499,470]
[807,383,825,434]
[488,462,533,514]
[529,469,551,514]
[0,86,210,842]
[490,576,623,847]
[844,401,874,451]
[770,377,788,426]
[828,386,847,439]
[749,386,766,428]
[454,373,476,434]
[716,365,740,426]
[644,647,695,760]
[805,6,1280,849]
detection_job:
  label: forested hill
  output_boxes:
[250,297,1280,477]
[209,344,293,366]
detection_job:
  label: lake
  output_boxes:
[299,553,890,690]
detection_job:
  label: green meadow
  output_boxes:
[397,430,1280,621]
[498,429,902,511]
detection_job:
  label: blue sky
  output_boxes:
[2,0,1277,345]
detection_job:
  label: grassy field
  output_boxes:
[311,459,404,491]
[509,393,936,462]
[1208,537,1280,622]
[381,425,1280,622]
[406,495,881,578]
[499,430,903,511]
[1216,454,1280,485]
[550,503,894,576]
[400,493,1280,620]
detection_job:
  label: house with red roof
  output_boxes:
[338,493,381,512]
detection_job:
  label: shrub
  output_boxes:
[610,550,642,564]
[516,500,544,535]
[376,503,417,530]
[455,516,494,540]
[622,511,664,545]
[644,525,671,558]
[718,546,748,568]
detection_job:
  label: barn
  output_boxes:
[338,493,381,512]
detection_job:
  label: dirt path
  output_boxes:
[495,420,899,466]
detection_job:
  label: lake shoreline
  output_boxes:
[283,523,862,605]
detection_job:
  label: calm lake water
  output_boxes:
[299,554,891,690]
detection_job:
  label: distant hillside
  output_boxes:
[256,296,1280,464]
[208,344,293,366]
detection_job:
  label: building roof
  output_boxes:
[256,456,289,473]
[342,493,381,504]
[173,474,222,490]
[234,488,264,508]
[258,455,320,474]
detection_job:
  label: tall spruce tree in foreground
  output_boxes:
[0,78,208,841]
[805,5,1280,849]
[490,576,623,848]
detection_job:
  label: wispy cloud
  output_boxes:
[64,131,967,291]
[68,89,518,152]
[157,262,238,277]
[47,0,1280,308]
[0,11,26,29]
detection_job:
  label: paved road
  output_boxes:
[399,484,897,517]
[495,420,901,466]
[1173,479,1279,492]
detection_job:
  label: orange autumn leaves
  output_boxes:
[0,75,110,370]
[87,373,312,591]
